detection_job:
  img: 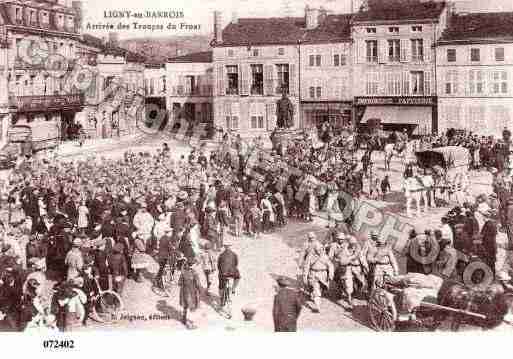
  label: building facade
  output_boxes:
[164,51,213,132]
[352,1,448,135]
[0,0,83,146]
[436,12,513,137]
[211,13,300,137]
[299,11,353,130]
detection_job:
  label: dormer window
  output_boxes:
[252,48,259,57]
[278,47,285,55]
[366,27,376,34]
[388,27,399,33]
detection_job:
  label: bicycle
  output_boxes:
[152,252,186,297]
[89,277,124,324]
[219,277,234,319]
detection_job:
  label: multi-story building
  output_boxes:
[436,11,513,137]
[211,12,300,137]
[165,51,213,130]
[0,0,83,146]
[299,9,353,130]
[352,0,448,135]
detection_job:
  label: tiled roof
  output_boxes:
[167,51,213,63]
[439,12,513,43]
[353,1,446,23]
[217,14,352,47]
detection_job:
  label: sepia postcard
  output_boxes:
[1,0,513,354]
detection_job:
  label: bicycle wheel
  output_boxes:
[92,290,124,323]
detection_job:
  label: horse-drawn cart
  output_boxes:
[368,273,501,332]
[415,146,470,173]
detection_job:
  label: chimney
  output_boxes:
[71,1,82,32]
[305,6,320,30]
[108,32,119,47]
[213,11,223,44]
[231,11,239,25]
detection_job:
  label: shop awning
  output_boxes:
[360,106,432,134]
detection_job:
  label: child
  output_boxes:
[198,242,217,294]
[381,175,391,201]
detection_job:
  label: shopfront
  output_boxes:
[14,94,84,143]
[301,101,352,131]
[354,96,437,136]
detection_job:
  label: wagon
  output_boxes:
[415,146,470,173]
[368,274,491,332]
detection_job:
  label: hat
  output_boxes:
[71,277,84,287]
[276,276,294,287]
[370,230,378,238]
[348,235,358,244]
[72,238,82,247]
[223,239,233,246]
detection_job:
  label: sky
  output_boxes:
[79,0,513,39]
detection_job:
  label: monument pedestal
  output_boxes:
[270,128,306,154]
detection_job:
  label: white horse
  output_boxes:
[403,175,429,217]
[384,141,416,171]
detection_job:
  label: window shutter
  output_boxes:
[424,38,431,62]
[424,70,431,96]
[195,75,202,96]
[239,65,247,96]
[400,39,409,62]
[265,64,274,96]
[217,65,225,96]
[266,102,277,130]
[358,40,366,64]
[402,71,410,95]
[178,76,185,96]
[378,40,387,64]
[289,63,296,97]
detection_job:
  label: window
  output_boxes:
[470,48,480,62]
[251,115,264,129]
[226,116,239,130]
[495,47,505,61]
[388,27,399,33]
[469,70,484,94]
[366,72,379,95]
[308,86,321,99]
[250,64,263,95]
[445,70,458,95]
[492,71,508,94]
[410,71,424,95]
[227,49,234,57]
[388,40,400,62]
[30,10,36,25]
[315,55,321,66]
[366,40,378,63]
[309,55,315,66]
[278,48,285,55]
[276,64,289,94]
[333,54,346,66]
[252,49,259,57]
[411,39,424,61]
[185,75,195,95]
[412,26,423,32]
[226,65,238,95]
[366,27,376,33]
[447,49,456,62]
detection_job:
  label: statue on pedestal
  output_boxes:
[276,91,294,129]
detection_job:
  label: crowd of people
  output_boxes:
[0,122,512,332]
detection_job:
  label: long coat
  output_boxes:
[273,287,302,332]
[178,268,201,311]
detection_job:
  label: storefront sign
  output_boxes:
[355,96,436,106]
[16,94,84,112]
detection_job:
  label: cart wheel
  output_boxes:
[92,290,124,323]
[368,289,397,332]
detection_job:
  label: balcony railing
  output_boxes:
[366,56,378,63]
[389,55,400,62]
[411,55,424,62]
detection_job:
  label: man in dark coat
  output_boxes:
[217,241,240,316]
[272,277,302,332]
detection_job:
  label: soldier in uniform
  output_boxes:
[302,241,334,313]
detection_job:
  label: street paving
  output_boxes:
[59,133,494,332]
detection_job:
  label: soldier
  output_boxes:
[302,241,334,313]
[276,91,294,129]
